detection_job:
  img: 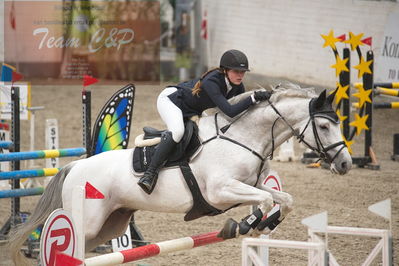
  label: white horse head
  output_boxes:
[300,89,351,174]
[214,83,351,175]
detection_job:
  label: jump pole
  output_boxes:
[0,141,14,149]
[375,87,399,97]
[242,238,325,266]
[374,82,399,88]
[67,182,225,266]
[0,168,60,180]
[84,231,224,266]
[353,102,399,109]
[11,87,21,228]
[0,147,86,161]
[340,47,351,140]
[0,187,44,199]
[0,87,88,239]
[309,226,391,266]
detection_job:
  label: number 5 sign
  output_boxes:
[40,209,78,266]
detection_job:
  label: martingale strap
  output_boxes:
[202,113,265,162]
[202,113,266,186]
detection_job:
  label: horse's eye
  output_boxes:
[320,124,329,130]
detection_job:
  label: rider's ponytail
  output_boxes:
[192,67,224,96]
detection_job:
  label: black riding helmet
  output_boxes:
[219,49,250,71]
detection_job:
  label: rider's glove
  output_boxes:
[253,91,272,102]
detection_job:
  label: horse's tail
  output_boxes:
[8,162,76,266]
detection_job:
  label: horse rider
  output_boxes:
[138,49,272,194]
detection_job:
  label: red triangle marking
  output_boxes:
[83,75,99,87]
[85,182,105,199]
[55,253,83,266]
[12,71,23,82]
[361,37,372,46]
[337,34,346,42]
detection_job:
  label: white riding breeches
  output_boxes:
[157,87,185,143]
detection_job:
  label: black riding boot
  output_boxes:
[138,131,177,194]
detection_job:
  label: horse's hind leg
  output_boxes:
[86,208,134,252]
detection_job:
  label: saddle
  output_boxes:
[132,119,224,221]
[132,119,201,173]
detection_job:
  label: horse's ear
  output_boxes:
[314,90,327,109]
[327,89,336,105]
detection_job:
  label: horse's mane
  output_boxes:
[231,82,317,104]
[205,82,317,117]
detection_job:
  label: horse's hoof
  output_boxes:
[217,218,238,240]
[257,210,281,231]
[249,229,262,237]
[252,228,271,236]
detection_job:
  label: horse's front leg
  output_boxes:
[252,185,294,236]
[207,179,274,239]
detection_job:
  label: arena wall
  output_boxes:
[1,1,398,87]
[0,3,4,61]
[203,0,399,86]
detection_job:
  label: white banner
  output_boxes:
[375,9,399,82]
[0,82,31,120]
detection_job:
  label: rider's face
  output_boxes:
[226,69,246,85]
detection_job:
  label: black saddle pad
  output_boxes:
[133,120,201,173]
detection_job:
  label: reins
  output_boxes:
[202,112,267,186]
[201,95,347,187]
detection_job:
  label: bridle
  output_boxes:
[201,96,347,185]
[267,98,346,164]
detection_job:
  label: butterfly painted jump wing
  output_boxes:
[89,84,135,156]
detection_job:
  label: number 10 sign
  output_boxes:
[111,225,133,252]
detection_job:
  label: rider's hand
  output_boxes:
[253,91,272,102]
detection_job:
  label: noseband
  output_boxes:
[268,98,346,164]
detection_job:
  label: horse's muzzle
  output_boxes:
[330,157,352,175]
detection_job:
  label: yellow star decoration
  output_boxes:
[352,83,372,108]
[336,110,347,129]
[336,109,348,124]
[349,113,369,135]
[353,56,373,78]
[334,82,349,104]
[321,30,340,50]
[342,136,354,154]
[330,54,349,77]
[344,32,364,51]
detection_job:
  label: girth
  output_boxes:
[180,162,225,221]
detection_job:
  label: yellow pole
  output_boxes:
[376,87,399,97]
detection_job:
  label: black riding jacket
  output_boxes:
[168,70,252,118]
